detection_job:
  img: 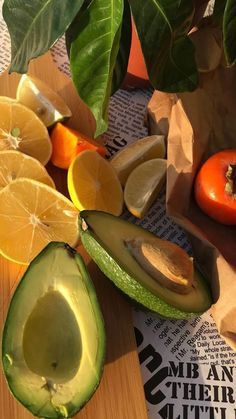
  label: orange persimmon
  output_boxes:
[194,149,236,225]
[123,19,149,88]
[50,123,107,169]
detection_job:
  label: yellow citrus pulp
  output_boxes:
[0,100,52,165]
[110,135,166,186]
[0,150,55,190]
[0,178,79,264]
[124,158,167,218]
[68,150,123,216]
[0,96,16,103]
[16,74,72,127]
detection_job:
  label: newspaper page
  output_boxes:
[104,92,236,419]
[1,2,236,418]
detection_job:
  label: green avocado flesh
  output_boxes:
[79,211,212,319]
[2,242,105,419]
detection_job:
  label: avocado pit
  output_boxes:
[125,237,193,294]
[79,210,212,317]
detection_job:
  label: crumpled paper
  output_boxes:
[146,26,236,351]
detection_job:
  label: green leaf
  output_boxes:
[223,0,236,65]
[213,0,227,25]
[129,0,198,92]
[111,0,132,94]
[67,0,124,137]
[65,1,93,55]
[3,0,85,73]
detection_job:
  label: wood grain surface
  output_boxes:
[0,53,148,419]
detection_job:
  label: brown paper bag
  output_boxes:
[147,28,236,351]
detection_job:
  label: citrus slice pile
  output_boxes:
[17,74,72,127]
[0,100,52,165]
[124,158,167,218]
[68,150,123,216]
[0,178,79,265]
[0,150,55,190]
[110,135,166,186]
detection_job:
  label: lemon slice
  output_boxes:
[110,135,166,186]
[0,100,52,165]
[16,74,72,127]
[68,150,123,216]
[0,178,79,265]
[0,150,55,190]
[124,158,167,218]
[0,96,16,103]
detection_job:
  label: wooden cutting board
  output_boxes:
[0,53,148,419]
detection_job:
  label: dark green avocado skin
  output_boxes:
[2,241,106,419]
[79,210,212,320]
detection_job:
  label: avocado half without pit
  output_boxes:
[79,210,212,319]
[2,242,105,419]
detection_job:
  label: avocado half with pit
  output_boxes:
[79,210,212,319]
[2,242,105,419]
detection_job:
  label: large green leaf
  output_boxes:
[213,0,227,25]
[111,0,132,94]
[223,0,236,65]
[129,0,198,92]
[3,0,85,73]
[67,0,124,137]
[66,0,131,96]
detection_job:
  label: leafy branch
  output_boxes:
[2,0,235,137]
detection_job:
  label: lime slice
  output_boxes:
[110,135,166,187]
[16,74,72,127]
[124,158,167,218]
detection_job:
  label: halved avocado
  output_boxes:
[79,211,212,319]
[2,242,105,419]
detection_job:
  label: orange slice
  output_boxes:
[50,122,107,169]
